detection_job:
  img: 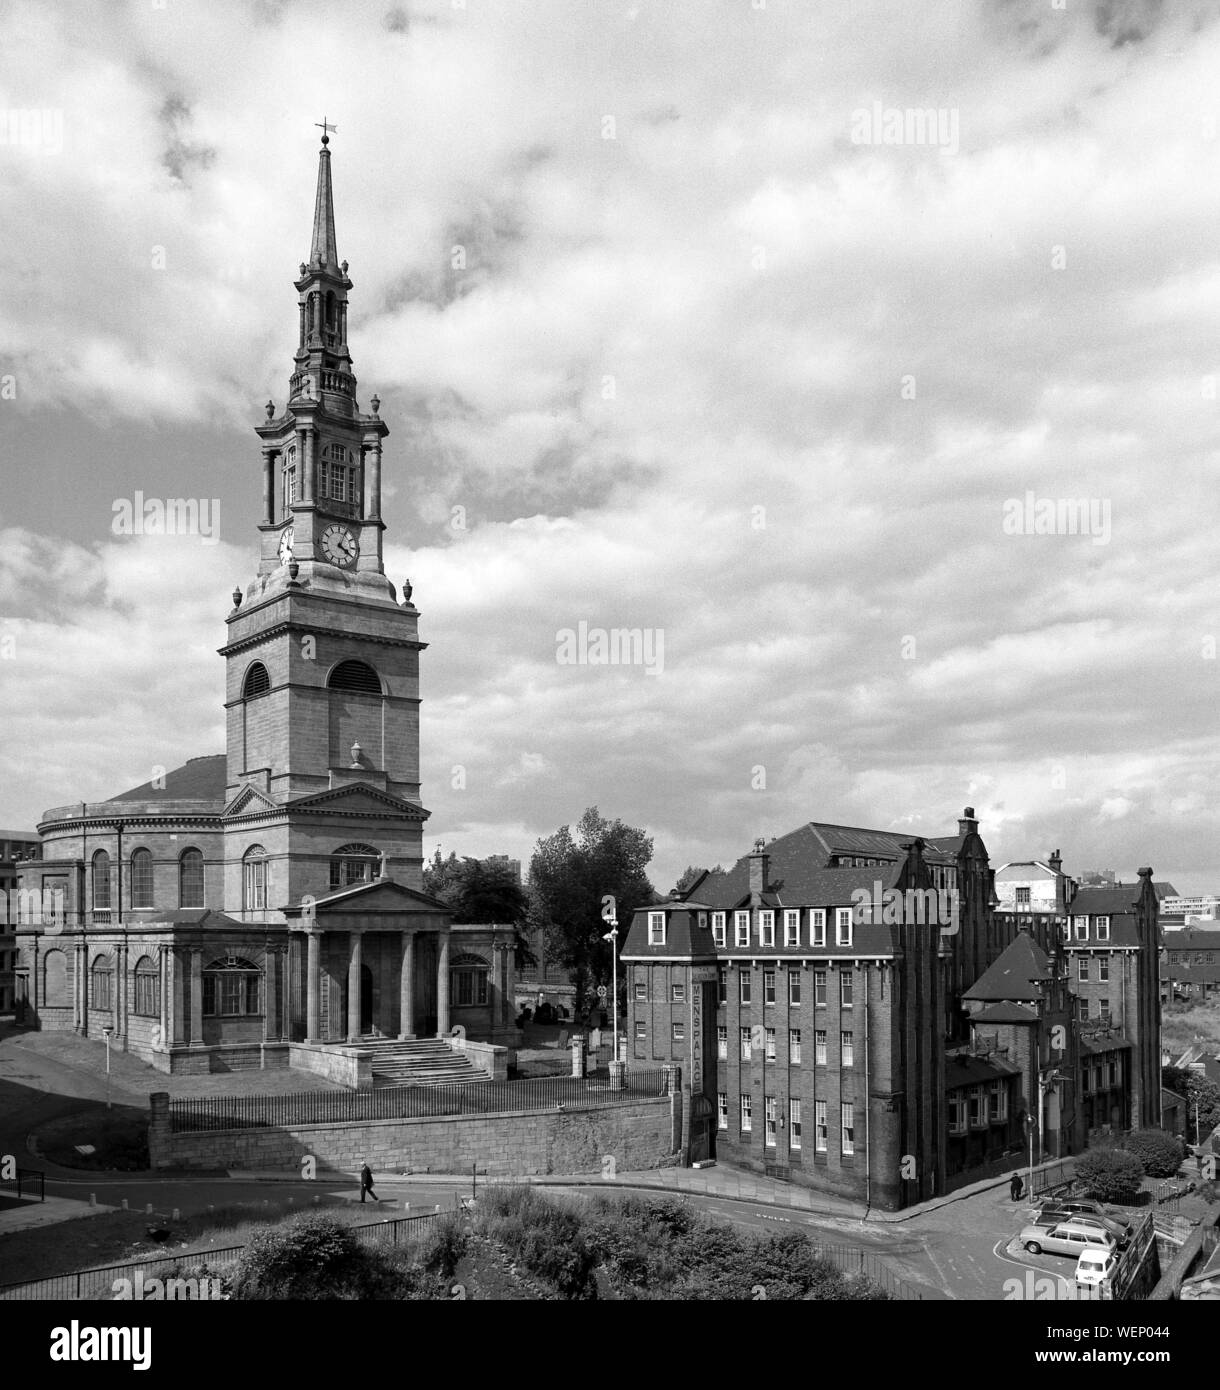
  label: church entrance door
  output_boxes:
[360,963,373,1034]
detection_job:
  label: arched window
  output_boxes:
[450,952,490,1008]
[243,846,268,913]
[130,848,154,909]
[203,956,262,1016]
[179,849,204,908]
[329,843,379,890]
[133,955,159,1016]
[328,660,381,694]
[92,850,111,914]
[43,949,69,1007]
[90,954,114,1011]
[243,662,270,698]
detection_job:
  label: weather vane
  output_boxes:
[315,117,338,144]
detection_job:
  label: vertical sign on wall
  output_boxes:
[690,976,702,1091]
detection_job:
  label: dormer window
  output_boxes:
[648,911,666,946]
[836,907,853,947]
[783,910,800,947]
[734,911,750,948]
[1094,916,1110,941]
[1073,915,1089,941]
[712,912,726,947]
[810,909,826,947]
[759,910,775,947]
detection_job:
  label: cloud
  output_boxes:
[2,0,1219,894]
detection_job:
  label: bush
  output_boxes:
[1122,1129,1185,1178]
[1075,1149,1145,1203]
[231,1213,412,1300]
[421,1214,468,1280]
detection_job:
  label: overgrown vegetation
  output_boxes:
[472,1188,892,1301]
[230,1212,446,1301]
[1160,999,1220,1058]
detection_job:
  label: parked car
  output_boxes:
[1075,1246,1120,1291]
[1020,1222,1117,1258]
[1037,1197,1134,1238]
[1033,1210,1131,1249]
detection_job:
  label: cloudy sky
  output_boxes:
[1,0,1218,893]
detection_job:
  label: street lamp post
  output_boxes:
[102,1025,114,1109]
[602,921,619,1066]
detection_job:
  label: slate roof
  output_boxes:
[111,754,227,803]
[620,903,720,960]
[693,835,907,913]
[1163,927,1220,950]
[971,1001,1040,1024]
[1067,885,1144,916]
[944,1050,1022,1086]
[1079,1032,1132,1056]
[964,932,1053,1001]
[804,821,960,866]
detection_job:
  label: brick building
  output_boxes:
[1161,925,1220,1004]
[624,813,1164,1210]
[13,136,519,1070]
[0,831,40,1013]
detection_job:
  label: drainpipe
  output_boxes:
[116,821,124,926]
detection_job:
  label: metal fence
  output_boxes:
[169,1068,670,1132]
[0,1168,44,1202]
[0,1208,450,1301]
[801,1240,924,1300]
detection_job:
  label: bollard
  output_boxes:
[146,1203,153,1215]
[121,1199,128,1211]
[172,1209,180,1221]
[89,1193,96,1207]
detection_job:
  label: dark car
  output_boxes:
[1036,1197,1134,1241]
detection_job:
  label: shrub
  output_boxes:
[1075,1149,1145,1203]
[231,1213,409,1300]
[1122,1129,1185,1178]
[421,1214,468,1280]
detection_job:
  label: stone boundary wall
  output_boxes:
[288,1043,372,1089]
[150,1092,680,1178]
[446,1036,508,1081]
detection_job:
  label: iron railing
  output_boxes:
[0,1168,44,1202]
[169,1068,670,1133]
[0,1208,449,1301]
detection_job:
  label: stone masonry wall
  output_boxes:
[150,1093,679,1177]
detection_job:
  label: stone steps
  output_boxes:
[361,1038,487,1088]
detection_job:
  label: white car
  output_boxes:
[1075,1246,1119,1291]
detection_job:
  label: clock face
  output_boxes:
[321,524,359,568]
[278,526,295,565]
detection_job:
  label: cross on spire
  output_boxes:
[314,117,338,145]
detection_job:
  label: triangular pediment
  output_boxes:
[288,784,429,819]
[222,783,279,817]
[283,876,453,920]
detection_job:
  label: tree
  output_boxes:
[527,807,655,1015]
[1074,1149,1145,1204]
[1121,1129,1185,1178]
[1163,1067,1220,1143]
[673,864,724,894]
[423,850,535,969]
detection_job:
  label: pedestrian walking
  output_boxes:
[1010,1172,1024,1202]
[360,1160,380,1203]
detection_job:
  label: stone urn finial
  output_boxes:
[350,740,362,767]
[232,586,242,608]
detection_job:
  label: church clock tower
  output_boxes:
[219,129,430,916]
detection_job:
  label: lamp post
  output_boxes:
[102,1025,114,1110]
[602,920,619,1066]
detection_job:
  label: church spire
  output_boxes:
[310,122,339,272]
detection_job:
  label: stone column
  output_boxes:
[301,428,314,504]
[116,943,126,1043]
[398,931,415,1039]
[189,948,203,1046]
[79,941,89,1035]
[306,932,320,1043]
[74,940,84,1032]
[367,442,382,521]
[261,449,277,526]
[436,930,450,1036]
[499,940,511,1032]
[347,931,362,1042]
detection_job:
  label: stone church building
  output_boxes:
[13,136,519,1071]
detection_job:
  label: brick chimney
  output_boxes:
[748,837,770,902]
[1048,848,1062,874]
[958,806,977,838]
